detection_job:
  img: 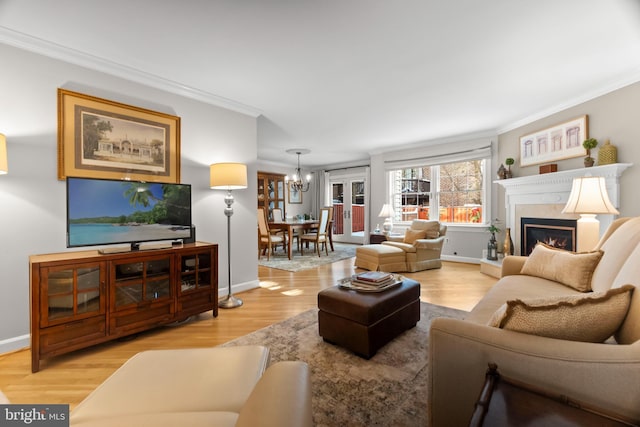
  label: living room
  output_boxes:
[1,1,640,425]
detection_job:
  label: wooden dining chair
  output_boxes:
[299,208,330,256]
[257,207,287,260]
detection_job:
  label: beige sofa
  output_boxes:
[428,217,640,426]
[382,219,447,272]
[69,345,312,427]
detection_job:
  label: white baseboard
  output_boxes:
[0,334,30,355]
[218,279,259,297]
[441,254,481,264]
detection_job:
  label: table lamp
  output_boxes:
[562,176,619,252]
[378,203,395,235]
[210,162,248,308]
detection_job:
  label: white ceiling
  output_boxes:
[1,0,640,167]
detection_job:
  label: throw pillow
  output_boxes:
[403,229,427,244]
[520,243,603,292]
[487,284,634,343]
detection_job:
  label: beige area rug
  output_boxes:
[221,301,468,426]
[257,242,358,272]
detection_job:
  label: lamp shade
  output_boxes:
[378,203,395,218]
[562,176,619,215]
[0,134,7,174]
[210,163,247,189]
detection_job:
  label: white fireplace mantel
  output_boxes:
[495,163,632,244]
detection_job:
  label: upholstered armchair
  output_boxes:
[382,219,447,272]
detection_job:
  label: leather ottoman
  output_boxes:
[317,279,420,358]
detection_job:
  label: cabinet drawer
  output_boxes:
[177,291,215,315]
[109,302,174,335]
[40,316,106,355]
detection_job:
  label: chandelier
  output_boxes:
[285,149,311,192]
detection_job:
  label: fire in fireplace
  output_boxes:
[521,217,578,256]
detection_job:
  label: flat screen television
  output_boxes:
[67,177,192,251]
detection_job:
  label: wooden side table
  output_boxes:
[369,233,387,244]
[470,364,635,426]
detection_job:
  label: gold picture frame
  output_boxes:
[519,115,588,167]
[288,182,302,204]
[57,89,181,182]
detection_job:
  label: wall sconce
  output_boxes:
[0,133,7,175]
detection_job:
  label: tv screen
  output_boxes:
[67,177,192,249]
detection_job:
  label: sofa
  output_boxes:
[428,217,640,427]
[68,345,312,427]
[382,219,447,272]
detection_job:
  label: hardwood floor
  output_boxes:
[0,257,497,409]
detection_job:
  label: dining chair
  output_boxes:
[299,208,330,256]
[258,207,287,260]
[272,207,283,221]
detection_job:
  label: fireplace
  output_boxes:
[521,217,577,256]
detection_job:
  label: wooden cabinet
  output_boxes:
[30,242,217,372]
[257,172,286,220]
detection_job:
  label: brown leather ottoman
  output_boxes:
[317,279,420,358]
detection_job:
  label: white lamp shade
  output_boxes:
[378,203,395,218]
[210,163,247,189]
[0,134,7,174]
[562,176,619,215]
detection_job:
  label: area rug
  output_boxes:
[220,301,468,426]
[257,242,357,272]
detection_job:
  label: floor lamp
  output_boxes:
[210,162,248,309]
[562,176,619,252]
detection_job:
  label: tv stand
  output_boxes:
[30,242,218,372]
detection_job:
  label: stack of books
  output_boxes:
[339,271,401,292]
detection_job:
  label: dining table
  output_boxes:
[269,219,320,260]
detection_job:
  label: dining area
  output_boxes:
[257,207,334,260]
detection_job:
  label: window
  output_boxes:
[389,159,486,224]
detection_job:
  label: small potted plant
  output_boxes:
[505,158,515,178]
[583,138,598,167]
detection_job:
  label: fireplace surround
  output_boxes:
[495,163,630,255]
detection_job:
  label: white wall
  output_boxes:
[0,43,258,353]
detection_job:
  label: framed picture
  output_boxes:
[288,182,302,204]
[57,89,181,182]
[519,115,588,167]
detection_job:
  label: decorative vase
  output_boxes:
[497,164,507,180]
[598,140,617,165]
[503,228,514,256]
[487,235,498,260]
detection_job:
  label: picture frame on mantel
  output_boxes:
[57,89,181,182]
[519,115,587,167]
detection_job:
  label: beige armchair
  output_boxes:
[381,219,447,272]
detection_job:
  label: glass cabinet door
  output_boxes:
[113,257,171,309]
[41,262,105,326]
[179,252,213,294]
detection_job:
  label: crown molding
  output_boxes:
[0,26,262,118]
[497,69,640,135]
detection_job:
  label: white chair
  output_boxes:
[299,208,330,257]
[272,208,283,221]
[258,208,287,260]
